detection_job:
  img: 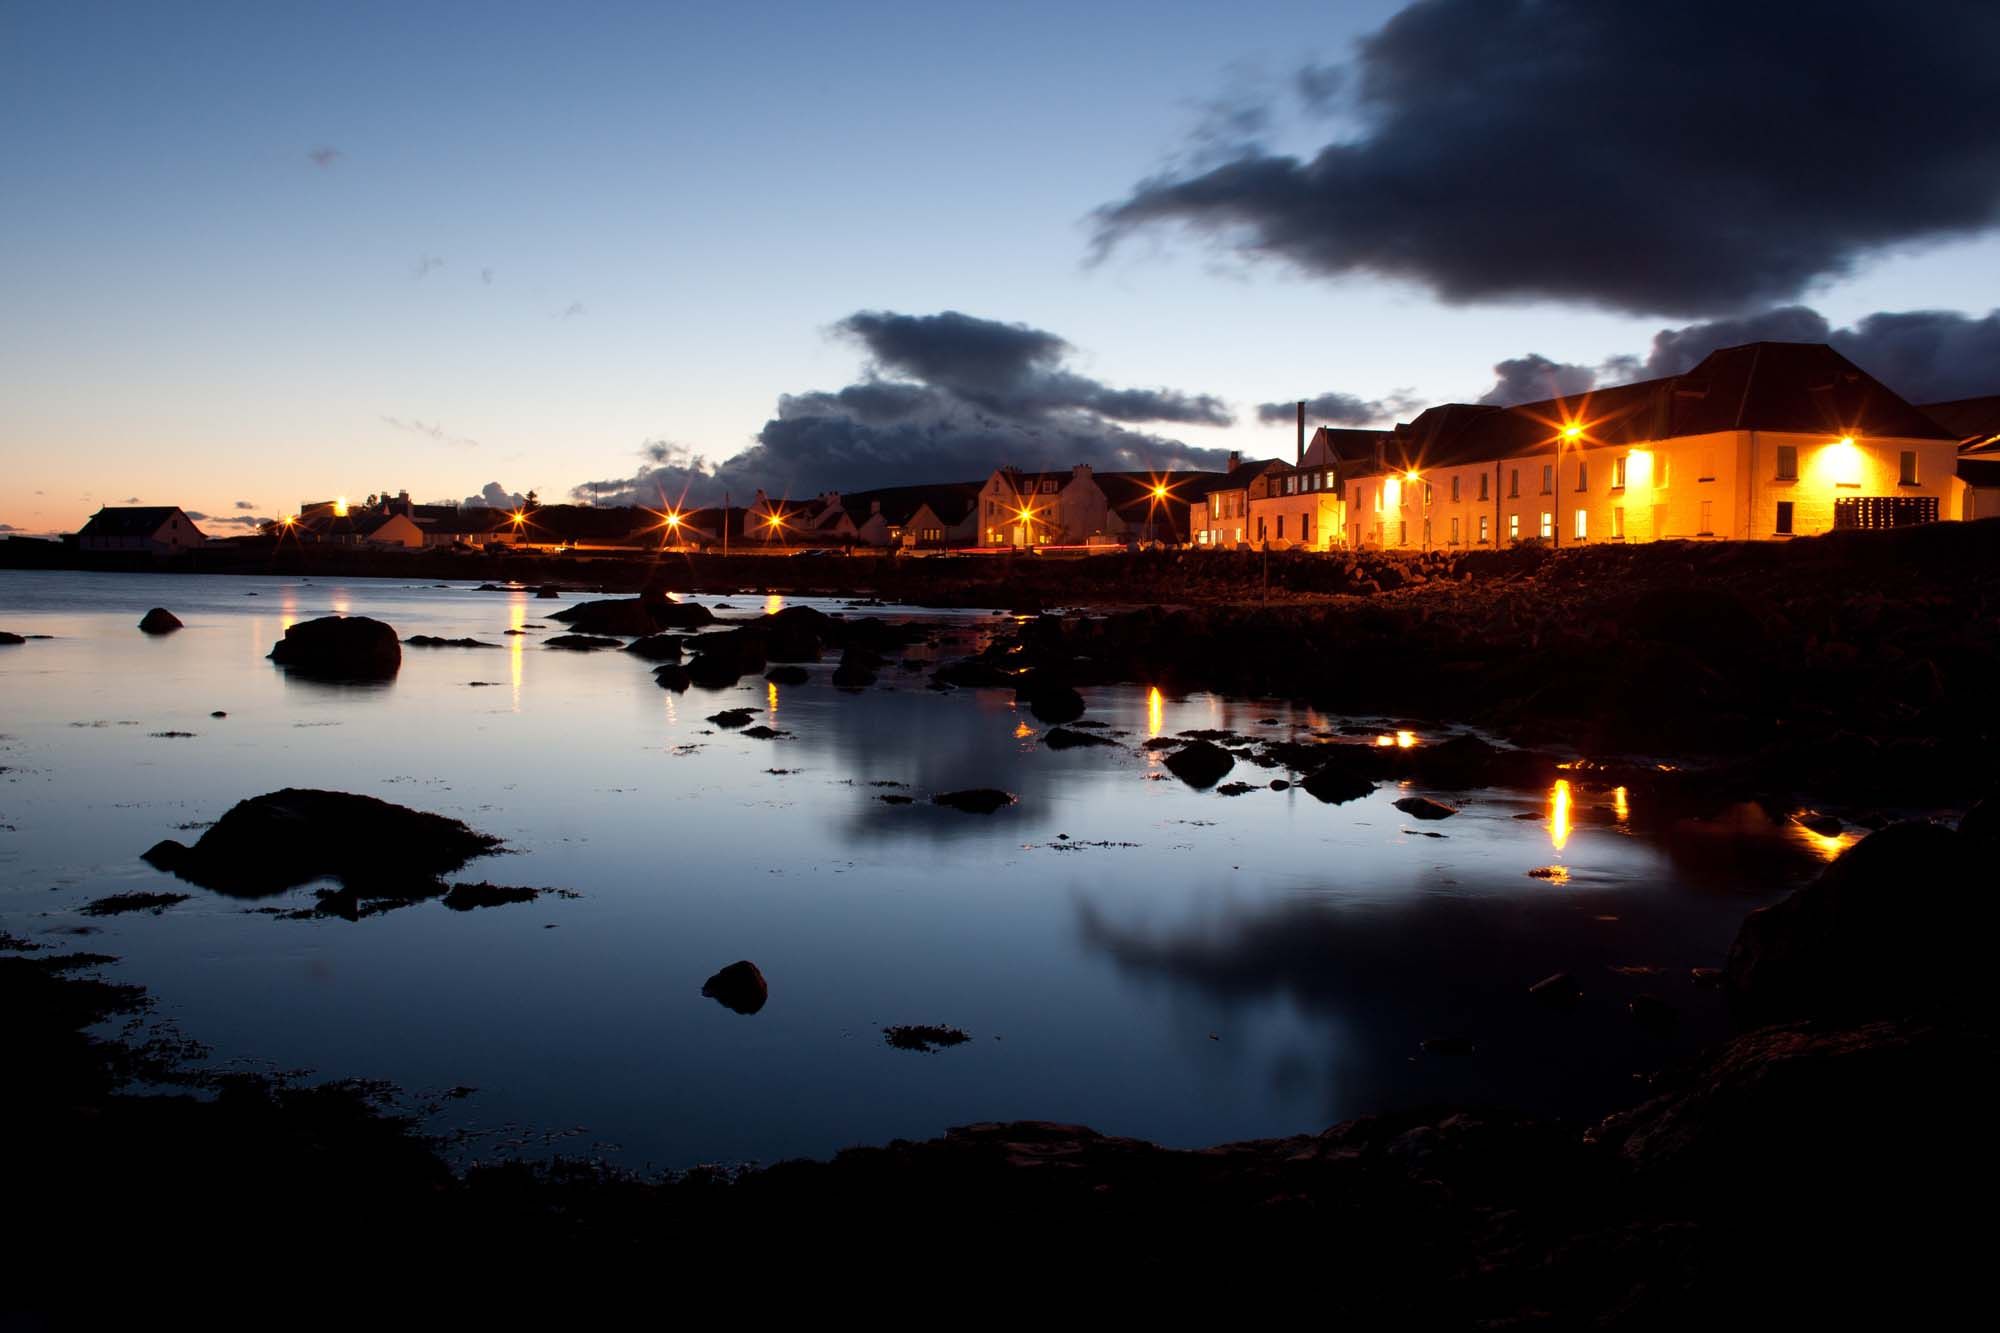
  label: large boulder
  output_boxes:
[138,608,183,634]
[268,616,401,680]
[141,788,502,898]
[1303,765,1376,804]
[1026,685,1086,725]
[1724,820,1987,1028]
[625,634,684,662]
[549,599,658,636]
[0,631,25,646]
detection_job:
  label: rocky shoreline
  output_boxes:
[7,802,1994,1319]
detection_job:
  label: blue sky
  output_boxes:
[4,0,1997,534]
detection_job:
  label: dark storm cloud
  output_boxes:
[1293,62,1344,113]
[1257,389,1419,427]
[1093,0,2000,316]
[571,311,1237,505]
[1477,306,2000,407]
[1478,354,1600,406]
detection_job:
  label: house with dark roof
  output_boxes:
[807,482,982,547]
[1920,396,2000,521]
[77,506,206,555]
[1338,342,1962,550]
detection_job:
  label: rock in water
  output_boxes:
[1027,685,1086,725]
[1303,765,1376,805]
[702,960,768,1014]
[625,634,684,661]
[1394,796,1459,820]
[141,788,502,898]
[764,665,809,685]
[267,616,400,680]
[138,608,183,634]
[1725,820,1988,1028]
[544,634,623,651]
[933,789,1016,814]
[1163,739,1234,789]
[0,631,25,646]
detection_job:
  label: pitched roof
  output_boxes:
[1349,342,1956,479]
[837,482,981,526]
[78,506,190,537]
[1920,395,2000,449]
[1303,427,1394,469]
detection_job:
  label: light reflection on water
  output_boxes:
[0,570,1844,1168]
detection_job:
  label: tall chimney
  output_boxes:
[1296,401,1306,467]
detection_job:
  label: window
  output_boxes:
[1286,476,1296,495]
[1699,499,1714,534]
[1573,509,1587,540]
[1479,515,1490,543]
[1900,451,1918,485]
[1775,445,1798,481]
[1541,464,1553,494]
[1657,457,1670,487]
[1612,506,1625,538]
[1450,516,1461,544]
[1509,469,1520,498]
[1576,461,1588,491]
[1276,515,1285,541]
[1775,500,1794,535]
[1422,519,1431,546]
[1372,486,1381,512]
[1257,517,1266,542]
[1424,483,1433,507]
[1450,475,1461,503]
[1508,514,1520,540]
[1479,473,1490,502]
[1041,480,1056,493]
[1398,520,1408,546]
[1612,456,1627,489]
[1540,511,1553,539]
[1302,513,1312,544]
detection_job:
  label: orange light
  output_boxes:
[1146,686,1164,738]
[332,496,349,517]
[1152,484,1168,499]
[1561,422,1583,442]
[1403,470,1419,483]
[1837,435,1855,449]
[1548,779,1573,853]
[665,512,680,528]
[509,510,525,526]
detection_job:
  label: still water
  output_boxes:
[1,570,1842,1167]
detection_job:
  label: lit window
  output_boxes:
[1612,456,1627,489]
[1540,512,1553,539]
[1509,514,1520,540]
[1479,514,1490,544]
[1775,445,1797,480]
[1900,451,1918,485]
[1573,509,1587,540]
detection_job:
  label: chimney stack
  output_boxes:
[1226,450,1241,473]
[1296,401,1306,467]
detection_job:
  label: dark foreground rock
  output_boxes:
[552,597,714,636]
[883,1024,970,1052]
[1725,819,1991,1028]
[440,882,540,911]
[545,633,623,650]
[0,630,26,645]
[268,615,401,680]
[1393,795,1459,820]
[405,635,499,648]
[137,607,182,634]
[141,788,502,898]
[701,960,768,1014]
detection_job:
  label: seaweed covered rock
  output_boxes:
[268,616,401,680]
[552,597,715,637]
[141,788,502,898]
[138,608,183,634]
[625,634,685,662]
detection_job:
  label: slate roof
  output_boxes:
[837,482,981,527]
[1920,395,2000,450]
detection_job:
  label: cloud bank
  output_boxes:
[1094,0,2000,316]
[569,310,1238,506]
[1257,389,1419,427]
[1479,306,2000,405]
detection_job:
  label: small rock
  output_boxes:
[138,608,183,634]
[933,789,1016,814]
[883,1024,970,1052]
[701,960,768,1014]
[544,634,623,651]
[1164,739,1234,789]
[1393,796,1459,820]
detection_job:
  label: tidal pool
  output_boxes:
[0,569,1843,1167]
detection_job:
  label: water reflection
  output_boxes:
[1548,779,1574,852]
[1793,824,1858,862]
[1613,785,1630,824]
[1146,686,1165,738]
[508,596,526,711]
[764,593,785,615]
[1375,729,1417,749]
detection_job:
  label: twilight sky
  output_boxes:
[4,0,1999,535]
